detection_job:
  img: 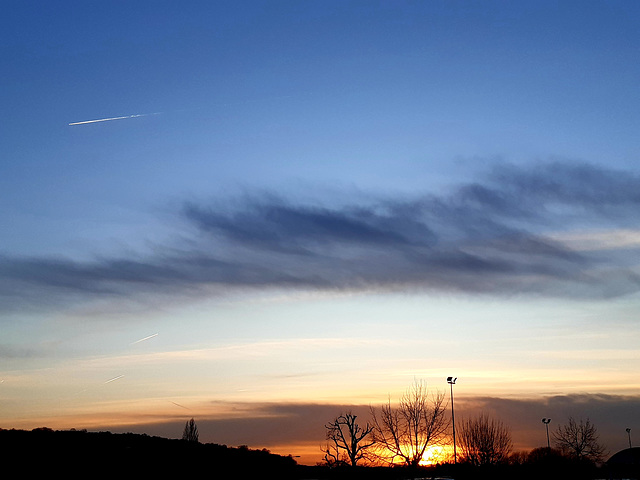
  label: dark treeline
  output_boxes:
[317,381,638,480]
[309,450,619,480]
[3,426,636,479]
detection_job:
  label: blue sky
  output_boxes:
[2,0,640,464]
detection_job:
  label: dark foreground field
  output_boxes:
[2,428,636,480]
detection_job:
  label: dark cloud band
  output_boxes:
[2,160,640,312]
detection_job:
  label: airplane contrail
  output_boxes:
[69,112,161,126]
[170,401,191,410]
[104,375,124,384]
[130,333,159,345]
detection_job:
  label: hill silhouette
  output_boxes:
[0,427,298,478]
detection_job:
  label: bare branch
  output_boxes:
[322,411,376,467]
[370,381,449,467]
[553,417,606,462]
[458,414,512,466]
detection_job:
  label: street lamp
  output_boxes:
[447,377,457,464]
[542,418,551,449]
[626,428,632,449]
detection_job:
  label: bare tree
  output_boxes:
[370,381,449,467]
[182,417,199,443]
[458,414,512,466]
[321,439,347,468]
[321,412,375,467]
[553,417,606,462]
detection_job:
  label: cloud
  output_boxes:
[0,343,57,359]
[2,160,640,312]
[97,394,639,461]
[548,229,640,251]
[101,401,375,463]
[489,162,640,213]
[458,393,640,454]
[183,197,437,254]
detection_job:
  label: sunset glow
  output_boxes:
[419,446,448,466]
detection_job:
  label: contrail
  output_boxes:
[130,333,158,345]
[69,112,161,126]
[170,401,191,410]
[104,375,124,384]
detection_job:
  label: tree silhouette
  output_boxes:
[370,380,449,467]
[182,418,199,443]
[321,412,375,467]
[553,417,605,462]
[458,414,512,466]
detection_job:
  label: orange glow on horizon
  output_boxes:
[419,445,450,465]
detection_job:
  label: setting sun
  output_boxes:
[418,445,449,466]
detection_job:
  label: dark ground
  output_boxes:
[2,428,635,479]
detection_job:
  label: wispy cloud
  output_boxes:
[68,112,162,126]
[103,374,124,384]
[130,333,159,345]
[548,229,640,251]
[2,160,640,312]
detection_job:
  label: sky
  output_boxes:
[2,0,640,465]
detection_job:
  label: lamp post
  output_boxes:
[447,377,457,464]
[626,428,632,449]
[542,418,551,449]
